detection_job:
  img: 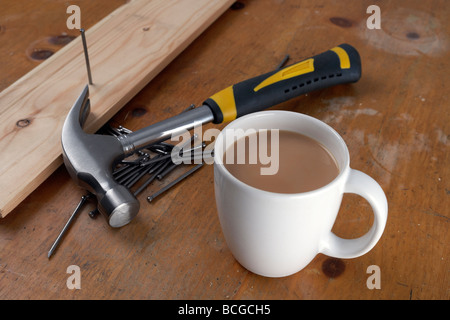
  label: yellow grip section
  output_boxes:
[209,85,237,122]
[330,47,350,69]
[253,58,315,92]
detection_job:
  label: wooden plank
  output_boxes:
[0,0,234,217]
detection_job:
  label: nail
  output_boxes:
[120,152,150,166]
[117,125,133,134]
[88,208,99,219]
[139,153,172,166]
[181,104,196,113]
[276,54,290,70]
[133,160,172,196]
[120,165,148,187]
[156,161,178,180]
[147,144,173,155]
[114,164,140,181]
[80,28,93,85]
[170,134,198,163]
[147,163,204,202]
[48,194,91,258]
[124,163,160,188]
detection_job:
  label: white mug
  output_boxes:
[213,111,388,278]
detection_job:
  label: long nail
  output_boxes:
[114,164,142,181]
[147,163,204,202]
[80,28,93,85]
[156,161,178,180]
[276,54,290,70]
[124,162,161,188]
[48,194,91,258]
[133,160,172,196]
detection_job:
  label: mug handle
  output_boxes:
[320,169,388,259]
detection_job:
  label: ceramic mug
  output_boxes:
[213,111,388,277]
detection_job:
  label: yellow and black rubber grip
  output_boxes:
[203,43,361,124]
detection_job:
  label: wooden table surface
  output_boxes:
[0,0,448,300]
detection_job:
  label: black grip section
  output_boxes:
[204,43,361,124]
[203,97,224,124]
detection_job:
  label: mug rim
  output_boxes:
[214,110,350,198]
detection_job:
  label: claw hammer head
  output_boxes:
[61,85,140,227]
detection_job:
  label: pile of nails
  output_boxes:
[88,123,206,218]
[48,121,208,258]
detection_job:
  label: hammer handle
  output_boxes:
[203,44,361,124]
[121,44,361,154]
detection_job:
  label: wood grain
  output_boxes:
[0,0,234,217]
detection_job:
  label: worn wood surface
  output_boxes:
[0,0,448,300]
[0,0,234,218]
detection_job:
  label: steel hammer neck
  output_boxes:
[118,105,214,156]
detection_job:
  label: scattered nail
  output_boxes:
[148,163,204,202]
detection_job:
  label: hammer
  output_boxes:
[61,44,361,228]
